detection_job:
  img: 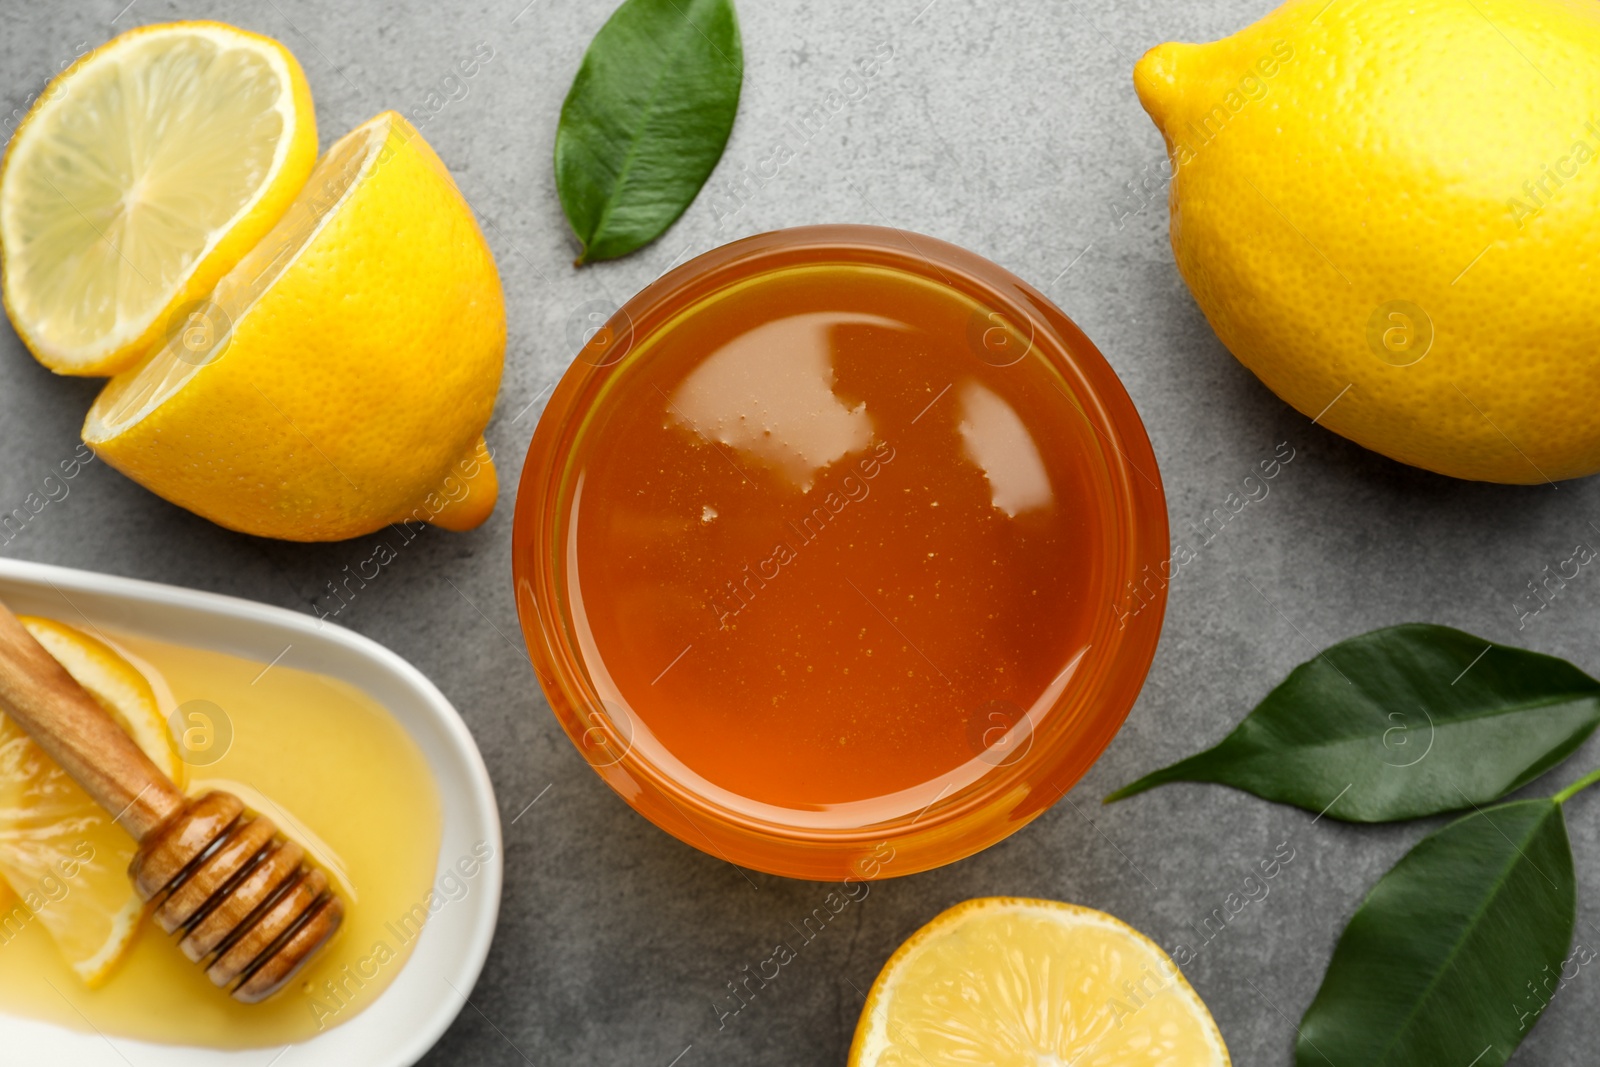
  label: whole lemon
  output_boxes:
[1135,0,1600,483]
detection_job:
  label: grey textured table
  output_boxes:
[3,2,1597,1064]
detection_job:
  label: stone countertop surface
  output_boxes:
[2,1,1596,1064]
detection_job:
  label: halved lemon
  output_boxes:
[0,616,178,985]
[850,897,1230,1067]
[0,21,317,376]
[83,110,505,541]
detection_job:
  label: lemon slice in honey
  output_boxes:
[0,617,178,985]
[850,897,1230,1067]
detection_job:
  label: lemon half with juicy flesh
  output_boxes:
[0,21,317,376]
[0,617,180,986]
[82,109,505,541]
[850,897,1230,1067]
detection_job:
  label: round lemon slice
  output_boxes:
[0,21,317,376]
[850,897,1230,1067]
[0,616,178,986]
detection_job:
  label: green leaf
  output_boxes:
[554,0,742,264]
[1297,798,1576,1067]
[1105,624,1600,821]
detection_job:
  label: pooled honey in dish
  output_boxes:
[0,631,443,1048]
[564,262,1112,822]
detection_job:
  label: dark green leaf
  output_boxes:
[1105,624,1600,821]
[554,0,742,264]
[1297,798,1575,1067]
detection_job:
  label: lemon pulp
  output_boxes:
[0,22,315,373]
[851,898,1229,1067]
[0,618,177,985]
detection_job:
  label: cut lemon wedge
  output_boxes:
[850,897,1230,1067]
[0,21,317,376]
[0,616,177,986]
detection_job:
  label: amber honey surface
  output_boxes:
[563,262,1114,821]
[0,631,442,1048]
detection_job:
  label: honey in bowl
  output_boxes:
[515,226,1168,880]
[0,628,442,1047]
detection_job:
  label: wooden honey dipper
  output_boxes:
[0,601,342,1002]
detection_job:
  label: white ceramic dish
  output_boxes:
[0,557,501,1066]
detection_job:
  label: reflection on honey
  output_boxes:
[0,630,444,1048]
[565,262,1107,821]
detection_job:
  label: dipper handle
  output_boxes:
[0,600,342,1002]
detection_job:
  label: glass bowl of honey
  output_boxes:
[513,225,1168,881]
